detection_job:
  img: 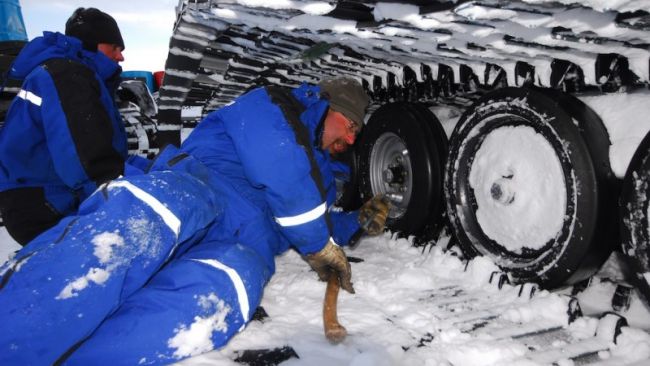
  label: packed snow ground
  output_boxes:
[3,229,649,365]
[171,234,650,366]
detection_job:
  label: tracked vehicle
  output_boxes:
[150,0,650,305]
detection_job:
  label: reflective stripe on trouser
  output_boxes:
[63,240,271,366]
[0,171,221,366]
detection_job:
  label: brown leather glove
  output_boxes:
[358,194,390,236]
[305,239,355,294]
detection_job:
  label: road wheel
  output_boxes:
[333,145,363,211]
[445,87,618,288]
[1,41,26,127]
[358,102,448,240]
[619,128,650,306]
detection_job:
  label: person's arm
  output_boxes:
[329,209,362,246]
[125,155,151,176]
[329,196,390,247]
[38,59,125,196]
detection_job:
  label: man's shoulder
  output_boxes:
[224,86,276,110]
[17,58,84,84]
[42,58,91,73]
[17,58,99,95]
[40,58,95,81]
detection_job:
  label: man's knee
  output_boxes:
[64,244,269,364]
[0,189,63,245]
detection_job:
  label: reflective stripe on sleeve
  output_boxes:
[17,89,42,106]
[193,259,250,322]
[108,181,181,237]
[274,202,326,227]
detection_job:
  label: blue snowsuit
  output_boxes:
[0,83,361,365]
[0,32,135,245]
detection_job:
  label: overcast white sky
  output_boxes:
[20,0,177,71]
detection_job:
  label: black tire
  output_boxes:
[0,40,26,54]
[445,87,617,288]
[1,41,25,126]
[117,80,157,118]
[358,102,448,239]
[333,144,363,211]
[619,128,650,306]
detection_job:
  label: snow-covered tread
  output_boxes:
[523,337,612,364]
[474,318,565,340]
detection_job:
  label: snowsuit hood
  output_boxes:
[291,82,330,149]
[9,31,121,82]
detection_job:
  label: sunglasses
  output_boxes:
[341,114,360,136]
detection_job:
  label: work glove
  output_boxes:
[305,239,355,294]
[358,194,391,236]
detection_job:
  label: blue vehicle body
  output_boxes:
[121,70,156,93]
[0,0,27,42]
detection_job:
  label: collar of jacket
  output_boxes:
[9,31,121,83]
[291,83,330,150]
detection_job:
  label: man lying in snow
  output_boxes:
[0,77,390,365]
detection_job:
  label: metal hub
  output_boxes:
[490,176,515,205]
[383,164,406,185]
[369,132,413,219]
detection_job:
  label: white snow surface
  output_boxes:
[0,229,19,265]
[469,125,567,251]
[93,231,126,264]
[4,229,649,365]
[578,90,650,178]
[55,232,127,300]
[170,235,650,366]
[168,293,232,359]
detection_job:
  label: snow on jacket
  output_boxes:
[0,31,128,216]
[180,83,361,258]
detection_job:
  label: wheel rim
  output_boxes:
[369,132,413,219]
[620,128,650,306]
[359,102,448,240]
[469,124,567,254]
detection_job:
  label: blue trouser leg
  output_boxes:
[63,239,271,366]
[0,171,222,366]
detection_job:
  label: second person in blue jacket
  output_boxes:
[0,8,143,245]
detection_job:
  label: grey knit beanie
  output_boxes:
[318,77,370,129]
